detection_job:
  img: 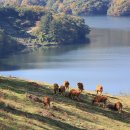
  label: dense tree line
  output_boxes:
[39,12,90,44]
[107,0,130,16]
[0,5,90,56]
[0,0,130,16]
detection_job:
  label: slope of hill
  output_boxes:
[0,76,130,130]
[0,0,46,6]
[46,0,110,15]
[107,0,130,16]
[0,0,110,15]
[1,0,130,16]
[0,6,90,56]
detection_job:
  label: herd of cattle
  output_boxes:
[27,81,123,113]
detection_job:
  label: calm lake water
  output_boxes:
[1,16,130,95]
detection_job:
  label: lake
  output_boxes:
[0,16,130,95]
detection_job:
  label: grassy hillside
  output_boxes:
[0,76,130,130]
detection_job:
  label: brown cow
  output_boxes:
[59,85,66,96]
[77,82,84,92]
[68,89,81,101]
[114,102,123,113]
[107,102,123,113]
[64,81,70,89]
[53,83,59,94]
[29,82,41,87]
[96,85,103,95]
[92,95,107,107]
[43,96,50,108]
[106,103,115,110]
[27,94,42,103]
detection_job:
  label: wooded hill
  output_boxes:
[0,6,90,56]
[0,0,130,16]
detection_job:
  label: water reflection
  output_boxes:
[89,28,130,48]
[84,16,130,30]
[0,43,90,71]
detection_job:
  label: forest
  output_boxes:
[0,0,130,16]
[0,5,90,55]
[0,0,130,55]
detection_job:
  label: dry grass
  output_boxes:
[0,76,130,130]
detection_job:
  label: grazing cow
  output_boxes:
[64,81,70,89]
[114,102,123,113]
[106,103,115,111]
[27,94,42,103]
[96,85,103,95]
[92,95,107,107]
[77,82,84,92]
[68,89,81,101]
[43,96,50,108]
[107,102,123,113]
[29,82,41,87]
[53,83,59,94]
[59,85,66,95]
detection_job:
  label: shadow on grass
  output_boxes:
[0,102,83,130]
[0,120,36,130]
[75,95,130,124]
[0,123,12,130]
[0,78,53,96]
[52,105,93,124]
[54,92,130,124]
